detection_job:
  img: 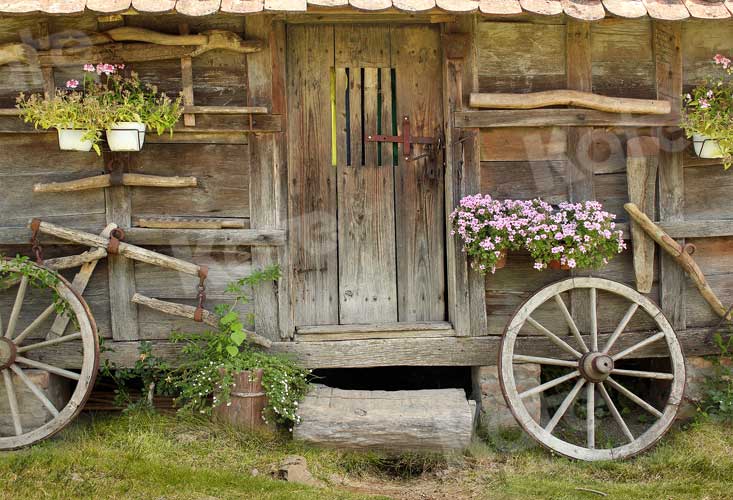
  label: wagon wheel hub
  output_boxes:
[579,351,614,383]
[0,337,16,370]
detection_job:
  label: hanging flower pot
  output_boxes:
[692,134,724,159]
[548,259,571,271]
[494,249,508,269]
[106,122,146,152]
[57,128,94,152]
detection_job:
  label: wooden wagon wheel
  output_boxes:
[499,277,685,461]
[0,261,98,450]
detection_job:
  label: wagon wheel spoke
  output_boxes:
[9,364,60,417]
[605,376,663,418]
[603,303,639,354]
[590,287,598,351]
[16,332,83,354]
[14,356,80,381]
[520,370,580,399]
[545,378,585,434]
[5,275,28,339]
[586,383,595,449]
[12,304,57,346]
[2,370,22,436]
[598,382,634,443]
[526,317,582,358]
[553,294,589,353]
[611,368,674,380]
[513,354,577,368]
[611,331,666,361]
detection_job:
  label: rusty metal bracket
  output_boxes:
[193,265,209,322]
[367,116,439,162]
[107,227,125,255]
[30,218,44,265]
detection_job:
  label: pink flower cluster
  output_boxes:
[715,53,732,70]
[84,63,125,75]
[450,195,626,274]
[65,79,79,89]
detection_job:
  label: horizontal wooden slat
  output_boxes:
[469,90,671,114]
[21,327,717,369]
[0,227,284,246]
[455,110,678,128]
[296,321,454,341]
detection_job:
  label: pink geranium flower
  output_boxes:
[65,79,79,89]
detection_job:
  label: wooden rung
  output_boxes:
[132,293,272,349]
[469,90,671,115]
[183,106,268,115]
[31,219,202,277]
[34,174,198,193]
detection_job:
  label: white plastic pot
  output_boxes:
[57,128,93,152]
[693,134,724,159]
[106,122,146,152]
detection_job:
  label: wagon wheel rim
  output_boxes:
[499,277,685,461]
[0,261,99,450]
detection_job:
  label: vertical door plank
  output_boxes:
[654,21,686,330]
[393,25,446,322]
[247,16,289,340]
[287,25,339,326]
[566,19,595,334]
[336,28,398,324]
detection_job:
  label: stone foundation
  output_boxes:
[477,363,541,432]
[678,356,731,420]
[0,369,71,435]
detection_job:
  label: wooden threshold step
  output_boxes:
[295,321,455,342]
[293,384,476,452]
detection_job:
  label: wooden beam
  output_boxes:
[626,136,659,293]
[104,152,139,342]
[469,91,671,115]
[454,110,678,128]
[28,328,720,370]
[654,21,686,330]
[246,16,289,341]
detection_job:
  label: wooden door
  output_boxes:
[287,24,445,328]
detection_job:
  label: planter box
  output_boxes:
[693,134,724,159]
[106,122,146,152]
[57,129,93,152]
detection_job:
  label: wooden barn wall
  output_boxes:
[477,17,733,338]
[0,14,252,345]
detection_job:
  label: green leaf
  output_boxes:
[226,345,239,357]
[220,311,238,326]
[230,328,246,347]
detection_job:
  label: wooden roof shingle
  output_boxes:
[0,0,731,18]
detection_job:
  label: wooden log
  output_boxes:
[33,174,198,193]
[293,385,475,452]
[50,27,208,48]
[454,110,677,128]
[31,220,202,277]
[43,249,108,270]
[469,90,671,115]
[624,203,731,320]
[180,23,196,128]
[626,136,659,293]
[131,293,273,349]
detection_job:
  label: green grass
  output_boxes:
[1,413,733,499]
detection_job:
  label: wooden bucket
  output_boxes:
[213,368,269,430]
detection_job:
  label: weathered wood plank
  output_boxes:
[336,26,397,325]
[247,16,287,341]
[104,154,139,342]
[655,21,686,330]
[287,24,338,326]
[626,136,659,293]
[566,19,594,334]
[24,326,719,369]
[481,127,567,162]
[469,90,670,114]
[393,25,446,322]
